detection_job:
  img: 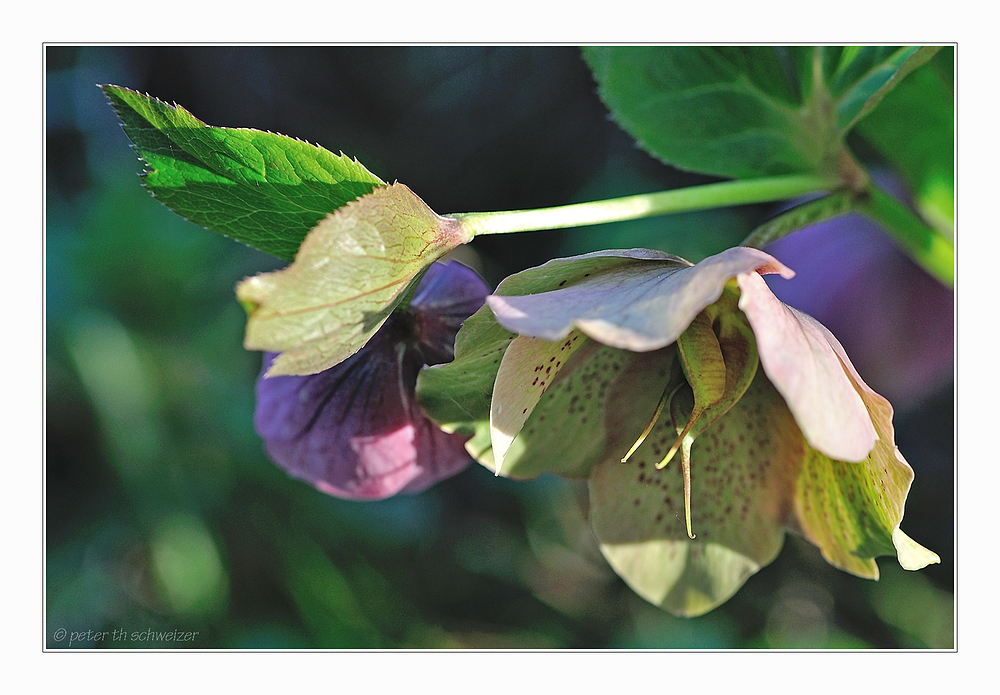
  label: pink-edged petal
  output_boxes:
[763,214,953,413]
[255,340,471,500]
[789,318,939,573]
[487,247,793,353]
[736,271,877,462]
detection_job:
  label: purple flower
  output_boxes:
[253,261,489,500]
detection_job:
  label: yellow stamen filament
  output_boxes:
[657,407,701,540]
[655,406,702,471]
[620,381,679,463]
[621,370,700,541]
[680,435,696,539]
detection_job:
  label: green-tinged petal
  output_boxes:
[237,183,473,377]
[488,340,649,480]
[736,270,877,462]
[487,247,792,352]
[892,527,941,571]
[590,367,804,617]
[490,331,587,473]
[790,318,939,574]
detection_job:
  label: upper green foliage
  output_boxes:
[101,85,385,261]
[582,46,939,180]
[854,47,954,235]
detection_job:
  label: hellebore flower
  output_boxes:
[254,260,489,500]
[419,247,939,616]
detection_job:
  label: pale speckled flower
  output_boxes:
[479,246,939,616]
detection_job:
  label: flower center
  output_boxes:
[620,371,701,540]
[619,290,761,541]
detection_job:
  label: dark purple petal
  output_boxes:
[254,261,489,500]
[410,260,491,364]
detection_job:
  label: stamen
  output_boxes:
[656,395,699,539]
[621,380,680,463]
[681,435,696,539]
[654,408,698,471]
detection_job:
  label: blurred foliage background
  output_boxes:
[45,45,954,649]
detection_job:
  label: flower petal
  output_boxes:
[789,320,940,573]
[474,339,644,481]
[590,366,804,617]
[490,330,587,474]
[409,260,491,365]
[736,271,877,462]
[487,247,792,352]
[254,340,472,500]
[252,261,488,500]
[763,204,953,413]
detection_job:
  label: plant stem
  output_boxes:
[741,191,856,249]
[857,184,954,288]
[451,174,840,237]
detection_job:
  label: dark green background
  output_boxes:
[45,46,953,649]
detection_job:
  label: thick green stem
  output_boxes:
[857,184,954,288]
[451,174,840,237]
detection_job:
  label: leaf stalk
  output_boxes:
[451,174,841,237]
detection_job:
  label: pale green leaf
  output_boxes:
[237,183,473,376]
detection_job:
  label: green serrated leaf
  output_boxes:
[581,46,940,182]
[101,85,385,261]
[237,182,473,376]
[582,46,826,179]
